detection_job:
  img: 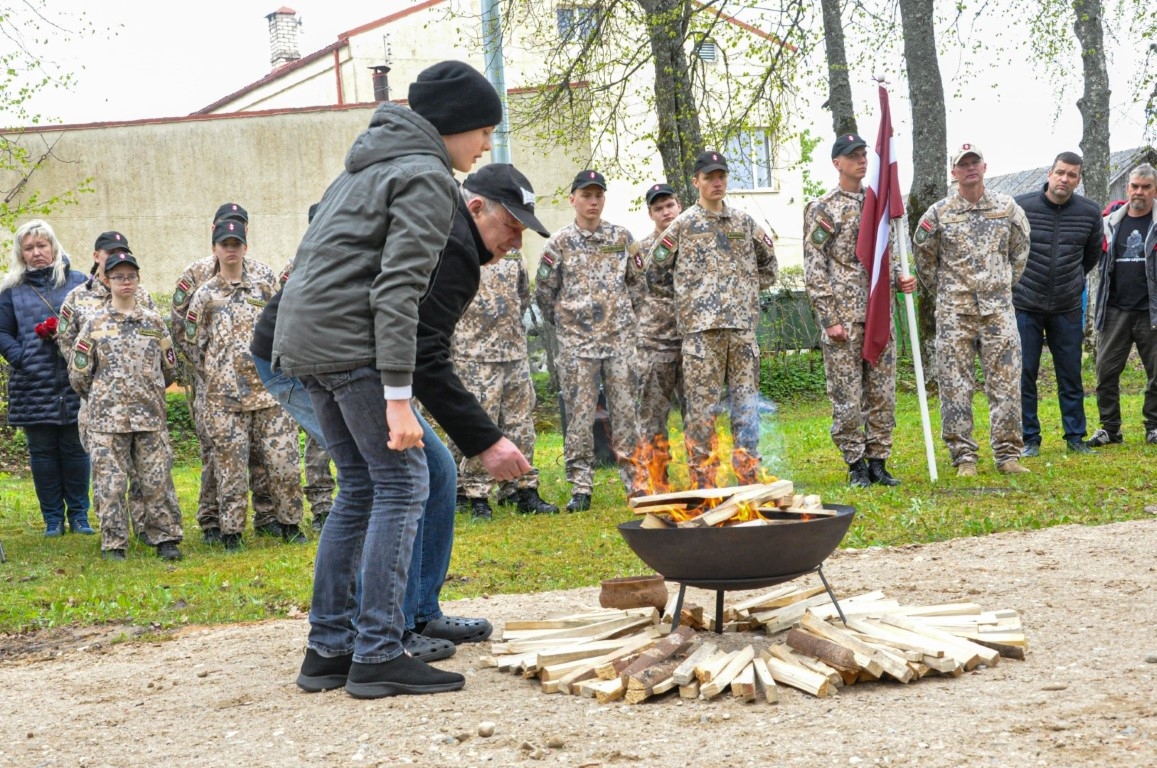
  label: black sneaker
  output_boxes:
[222,533,243,551]
[565,493,592,512]
[345,654,465,699]
[102,549,127,561]
[311,513,327,532]
[469,498,493,520]
[156,541,183,561]
[296,648,353,692]
[1021,442,1041,458]
[281,524,308,544]
[254,521,284,537]
[1066,440,1093,454]
[515,488,559,515]
[202,527,223,545]
[1087,428,1123,447]
[847,459,871,488]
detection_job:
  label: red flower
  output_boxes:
[34,316,59,341]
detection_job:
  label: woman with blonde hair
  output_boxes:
[0,220,93,537]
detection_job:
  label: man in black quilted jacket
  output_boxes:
[1013,151,1103,456]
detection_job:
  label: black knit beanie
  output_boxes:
[408,60,503,135]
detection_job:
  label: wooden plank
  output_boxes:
[535,636,655,668]
[502,616,654,653]
[640,513,674,529]
[679,680,700,699]
[751,657,779,703]
[628,483,767,508]
[968,637,1027,660]
[887,602,984,618]
[701,646,756,699]
[730,663,757,702]
[800,612,914,683]
[694,649,735,684]
[553,633,663,694]
[762,652,835,697]
[672,642,718,685]
[617,626,697,683]
[730,584,820,614]
[878,614,1000,669]
[631,503,688,516]
[845,617,951,659]
[754,590,886,634]
[679,481,794,527]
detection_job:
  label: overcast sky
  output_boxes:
[12,0,1154,184]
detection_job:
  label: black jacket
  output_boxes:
[1012,184,1102,314]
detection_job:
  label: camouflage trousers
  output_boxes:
[190,382,275,529]
[637,345,683,493]
[557,348,642,495]
[454,358,541,499]
[681,329,761,488]
[936,310,1024,466]
[79,400,146,536]
[302,432,334,519]
[821,322,897,464]
[88,430,183,552]
[203,404,303,535]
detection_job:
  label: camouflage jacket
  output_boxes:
[452,256,530,362]
[912,190,1030,316]
[184,265,279,411]
[57,278,157,364]
[534,220,642,357]
[171,255,275,360]
[802,187,902,330]
[68,305,176,433]
[648,202,778,335]
[634,230,680,348]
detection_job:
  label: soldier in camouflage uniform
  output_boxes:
[68,252,183,561]
[648,151,778,489]
[452,256,557,517]
[184,220,305,549]
[170,203,278,541]
[535,170,644,511]
[803,134,917,488]
[912,144,1032,476]
[635,183,684,493]
[57,231,159,536]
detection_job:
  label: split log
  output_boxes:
[694,649,736,684]
[640,513,674,529]
[844,618,950,659]
[968,638,1027,660]
[762,651,835,697]
[730,584,820,614]
[679,481,794,527]
[701,645,756,699]
[497,615,654,653]
[625,675,677,704]
[879,614,1000,668]
[672,642,718,686]
[751,657,779,703]
[617,626,697,683]
[800,612,913,683]
[625,656,686,703]
[789,650,849,687]
[730,663,757,702]
[553,633,663,694]
[785,628,862,674]
[679,680,700,699]
[629,484,766,508]
[631,503,688,516]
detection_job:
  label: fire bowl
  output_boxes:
[617,504,856,588]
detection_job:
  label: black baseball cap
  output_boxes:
[214,202,248,223]
[692,150,728,175]
[832,133,868,159]
[464,164,550,238]
[212,219,247,245]
[645,183,677,206]
[571,169,607,192]
[104,251,140,272]
[94,231,131,254]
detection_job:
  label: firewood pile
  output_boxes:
[630,481,834,528]
[479,584,1027,705]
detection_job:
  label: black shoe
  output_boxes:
[515,487,559,515]
[202,527,223,545]
[281,524,308,544]
[455,494,470,514]
[102,549,127,561]
[311,513,327,532]
[1066,440,1093,454]
[345,654,465,699]
[867,458,901,487]
[402,630,456,661]
[418,615,494,645]
[565,493,592,512]
[156,541,183,561]
[847,459,871,488]
[297,648,353,692]
[222,533,243,551]
[1021,442,1041,458]
[469,497,493,520]
[254,521,284,537]
[1087,428,1123,447]
[495,491,518,507]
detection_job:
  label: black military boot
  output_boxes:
[469,497,493,520]
[867,458,901,486]
[565,493,592,513]
[455,494,470,514]
[847,458,871,488]
[515,487,559,515]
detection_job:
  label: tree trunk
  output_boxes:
[898,0,947,381]
[820,0,857,136]
[1072,0,1109,358]
[638,0,703,206]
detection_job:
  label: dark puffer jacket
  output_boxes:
[1012,184,1102,314]
[0,261,86,426]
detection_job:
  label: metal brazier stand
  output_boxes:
[617,503,856,633]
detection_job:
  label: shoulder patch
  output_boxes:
[652,235,677,263]
[537,263,552,280]
[60,304,74,322]
[173,278,193,306]
[73,339,91,371]
[184,310,198,342]
[914,217,935,245]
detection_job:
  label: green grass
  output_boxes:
[0,355,1152,636]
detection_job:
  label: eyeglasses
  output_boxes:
[108,274,140,284]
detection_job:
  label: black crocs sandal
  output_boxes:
[402,630,456,662]
[419,615,494,645]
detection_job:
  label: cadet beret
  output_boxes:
[407,60,503,136]
[950,143,984,166]
[693,150,728,175]
[214,202,248,224]
[105,251,140,271]
[212,219,247,245]
[831,133,868,159]
[571,169,607,192]
[93,231,131,254]
[463,163,550,237]
[645,183,677,206]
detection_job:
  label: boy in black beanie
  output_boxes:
[274,60,506,699]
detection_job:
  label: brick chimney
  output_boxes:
[266,7,301,68]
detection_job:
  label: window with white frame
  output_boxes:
[694,38,717,63]
[724,129,777,190]
[557,6,597,42]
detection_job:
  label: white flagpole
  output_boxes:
[892,217,938,482]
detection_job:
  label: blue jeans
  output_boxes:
[252,354,326,445]
[1017,309,1087,444]
[301,367,429,664]
[403,412,456,629]
[24,423,91,529]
